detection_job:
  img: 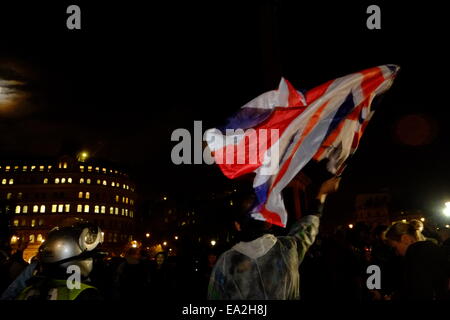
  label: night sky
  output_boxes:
[1,1,449,225]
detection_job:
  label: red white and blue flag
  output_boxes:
[205,65,399,227]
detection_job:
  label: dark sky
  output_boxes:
[1,1,449,223]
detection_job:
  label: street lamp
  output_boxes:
[443,202,450,217]
[210,240,216,247]
[163,241,167,246]
[145,233,150,238]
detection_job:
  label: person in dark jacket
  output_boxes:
[385,221,450,300]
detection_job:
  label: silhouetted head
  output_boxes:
[384,222,420,256]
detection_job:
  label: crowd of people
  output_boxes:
[1,177,449,300]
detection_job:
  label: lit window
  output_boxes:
[43,178,48,184]
[78,192,83,199]
[22,206,28,214]
[33,205,39,213]
[48,165,52,170]
[130,200,134,205]
[61,178,66,184]
[17,193,23,200]
[123,184,126,189]
[14,166,19,171]
[80,178,84,184]
[40,205,45,213]
[55,178,60,184]
[94,206,99,213]
[52,204,57,213]
[13,220,19,227]
[125,209,128,216]
[77,204,83,213]
[101,206,106,214]
[109,207,114,215]
[88,166,92,172]
[115,207,119,215]
[122,208,125,216]
[68,178,72,184]
[37,234,43,242]
[1,179,6,185]
[85,192,90,199]
[5,166,10,172]
[8,179,14,185]
[23,166,27,172]
[31,220,36,227]
[15,206,21,214]
[125,197,129,204]
[29,235,35,243]
[111,182,115,187]
[103,180,107,186]
[115,170,118,174]
[126,185,129,190]
[63,162,68,169]
[58,204,63,213]
[39,166,45,171]
[65,204,70,212]
[58,163,62,169]
[84,205,89,213]
[110,169,113,173]
[97,179,101,185]
[102,168,106,173]
[80,166,85,172]
[31,166,36,171]
[95,167,99,172]
[122,196,125,203]
[38,219,43,226]
[86,179,91,184]
[115,195,119,202]
[6,193,12,200]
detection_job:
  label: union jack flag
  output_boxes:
[206,65,399,227]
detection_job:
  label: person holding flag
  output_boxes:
[206,65,399,300]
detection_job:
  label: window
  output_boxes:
[39,166,45,171]
[33,205,39,213]
[121,208,125,216]
[65,204,70,212]
[5,166,10,172]
[52,204,57,213]
[8,179,13,185]
[123,184,126,189]
[86,179,91,184]
[48,165,52,171]
[130,211,134,218]
[1,179,6,185]
[115,207,119,215]
[94,205,99,213]
[125,209,128,216]
[88,166,92,172]
[22,206,28,214]
[80,178,84,184]
[43,178,48,184]
[31,219,36,227]
[55,178,60,184]
[95,167,99,172]
[126,185,129,190]
[111,182,115,187]
[29,235,35,243]
[84,205,89,213]
[97,179,101,185]
[31,166,36,171]
[101,206,106,214]
[115,195,119,203]
[40,205,46,213]
[125,197,129,204]
[102,180,107,186]
[102,168,106,173]
[109,207,114,215]
[68,178,72,184]
[6,193,12,200]
[14,166,19,171]
[77,204,83,213]
[61,178,66,184]
[38,219,43,226]
[85,192,90,199]
[58,204,64,213]
[78,192,83,199]
[116,182,120,188]
[130,199,134,205]
[80,165,85,172]
[23,166,28,172]
[37,234,43,242]
[13,220,19,227]
[15,206,21,214]
[63,162,68,169]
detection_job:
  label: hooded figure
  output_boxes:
[207,176,340,300]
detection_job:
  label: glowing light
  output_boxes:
[348,224,353,229]
[163,241,167,246]
[210,240,216,247]
[443,202,450,217]
[131,240,138,248]
[10,235,18,244]
[145,233,150,238]
[420,218,425,222]
[446,225,450,228]
[163,196,167,201]
[174,236,178,240]
[402,219,407,223]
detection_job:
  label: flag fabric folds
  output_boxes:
[205,65,399,227]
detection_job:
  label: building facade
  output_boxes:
[0,155,136,261]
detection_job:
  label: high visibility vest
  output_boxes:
[17,279,96,300]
